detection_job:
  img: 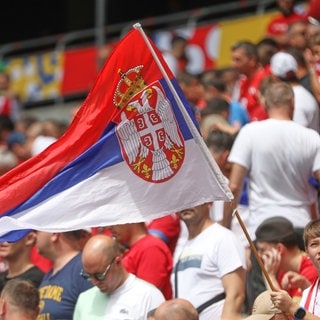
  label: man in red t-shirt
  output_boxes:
[110,222,173,300]
[231,40,269,121]
[147,213,181,254]
[266,0,305,46]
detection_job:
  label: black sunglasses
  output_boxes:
[80,257,115,281]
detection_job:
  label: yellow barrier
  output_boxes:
[218,11,278,68]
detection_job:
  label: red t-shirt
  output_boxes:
[306,0,320,21]
[30,246,53,273]
[238,68,269,121]
[267,12,305,36]
[278,254,318,298]
[122,234,173,299]
[147,213,181,254]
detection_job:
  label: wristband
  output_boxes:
[294,307,306,320]
[309,68,316,75]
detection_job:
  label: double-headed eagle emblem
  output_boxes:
[114,66,185,183]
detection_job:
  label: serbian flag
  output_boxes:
[0,24,232,241]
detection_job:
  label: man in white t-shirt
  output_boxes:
[73,235,164,320]
[224,81,320,312]
[225,81,320,233]
[172,202,246,320]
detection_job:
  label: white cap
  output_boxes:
[308,16,320,26]
[270,52,297,80]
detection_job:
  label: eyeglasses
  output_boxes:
[80,257,115,281]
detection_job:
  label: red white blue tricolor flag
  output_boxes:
[0,24,232,241]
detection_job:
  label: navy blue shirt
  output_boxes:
[37,253,92,320]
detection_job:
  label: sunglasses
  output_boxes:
[80,257,115,281]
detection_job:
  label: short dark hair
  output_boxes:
[171,35,187,47]
[1,279,39,317]
[201,77,226,92]
[205,130,235,154]
[231,40,258,59]
[201,97,230,118]
[255,216,298,248]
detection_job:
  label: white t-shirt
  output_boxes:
[172,223,246,320]
[162,51,178,75]
[73,274,164,320]
[228,119,320,233]
[300,278,320,316]
[293,85,320,133]
[210,202,252,249]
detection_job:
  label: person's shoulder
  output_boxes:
[235,121,263,135]
[208,222,237,237]
[141,234,171,249]
[24,265,45,279]
[62,252,83,270]
[78,285,99,298]
[75,286,101,308]
[132,274,165,297]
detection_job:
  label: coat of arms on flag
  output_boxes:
[114,65,184,182]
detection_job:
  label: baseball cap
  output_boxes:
[255,216,297,243]
[270,52,297,80]
[245,290,281,320]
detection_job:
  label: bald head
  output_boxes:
[154,299,198,320]
[82,235,120,266]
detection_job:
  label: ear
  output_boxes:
[206,202,213,209]
[51,233,59,243]
[221,150,230,164]
[276,243,286,254]
[25,231,37,247]
[249,56,258,68]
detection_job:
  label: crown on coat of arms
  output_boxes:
[113,65,146,108]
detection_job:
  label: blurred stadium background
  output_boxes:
[0,0,309,123]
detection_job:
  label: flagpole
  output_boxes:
[234,208,292,320]
[233,209,276,291]
[133,23,233,200]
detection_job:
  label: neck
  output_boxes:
[128,224,148,247]
[1,307,37,320]
[267,109,292,120]
[4,314,35,320]
[246,65,262,79]
[187,219,213,239]
[117,268,130,289]
[52,250,78,274]
[282,247,303,272]
[6,254,33,278]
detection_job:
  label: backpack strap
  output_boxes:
[196,292,226,314]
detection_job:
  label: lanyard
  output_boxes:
[304,278,320,313]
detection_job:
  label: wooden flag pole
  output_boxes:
[234,208,292,319]
[233,208,276,291]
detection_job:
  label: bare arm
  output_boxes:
[220,267,246,320]
[304,48,320,104]
[311,169,320,220]
[271,290,320,320]
[222,163,248,229]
